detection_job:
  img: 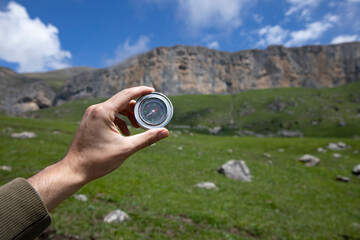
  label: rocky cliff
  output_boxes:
[56,42,360,102]
[0,67,55,114]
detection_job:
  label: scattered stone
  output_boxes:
[311,121,318,126]
[317,147,327,153]
[298,154,320,167]
[103,209,129,223]
[336,175,350,182]
[263,153,272,158]
[352,164,360,175]
[277,148,284,152]
[277,130,304,138]
[209,126,222,135]
[268,100,287,112]
[11,131,36,139]
[74,194,88,202]
[338,120,347,127]
[0,166,12,171]
[196,182,218,190]
[189,132,194,136]
[227,149,233,153]
[198,152,203,156]
[353,150,359,154]
[177,146,183,150]
[327,142,348,150]
[333,153,342,159]
[52,130,60,134]
[217,160,252,182]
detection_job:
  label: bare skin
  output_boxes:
[28,86,169,212]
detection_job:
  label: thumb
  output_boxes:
[126,128,169,155]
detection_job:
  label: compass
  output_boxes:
[134,92,173,129]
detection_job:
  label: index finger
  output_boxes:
[105,86,155,113]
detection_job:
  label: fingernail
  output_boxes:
[157,130,168,140]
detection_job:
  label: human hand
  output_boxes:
[63,86,169,182]
[28,86,169,211]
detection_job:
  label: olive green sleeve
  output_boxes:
[0,178,51,240]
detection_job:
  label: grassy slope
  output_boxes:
[31,82,360,138]
[22,67,95,91]
[0,115,359,239]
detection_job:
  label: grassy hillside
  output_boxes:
[31,82,360,138]
[22,67,95,91]
[0,114,359,239]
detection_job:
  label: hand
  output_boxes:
[28,86,169,211]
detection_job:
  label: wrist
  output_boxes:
[28,160,87,212]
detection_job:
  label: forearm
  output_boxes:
[27,159,87,212]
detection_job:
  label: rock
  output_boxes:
[217,160,252,182]
[177,146,183,150]
[338,120,347,127]
[11,131,36,139]
[333,153,342,159]
[354,150,359,154]
[55,43,360,103]
[336,175,350,182]
[209,126,222,135]
[0,166,12,171]
[268,100,287,112]
[263,153,272,158]
[277,148,284,152]
[317,147,327,153]
[74,194,88,202]
[352,164,360,175]
[227,149,233,153]
[104,209,129,223]
[298,154,320,167]
[277,130,304,138]
[327,142,347,150]
[196,182,218,190]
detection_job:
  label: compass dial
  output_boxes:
[139,98,167,125]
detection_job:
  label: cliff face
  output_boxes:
[57,42,360,102]
[0,67,55,114]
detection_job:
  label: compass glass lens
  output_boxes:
[139,98,167,125]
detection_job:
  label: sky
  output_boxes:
[0,0,359,73]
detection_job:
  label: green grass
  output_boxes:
[30,82,360,138]
[1,114,360,239]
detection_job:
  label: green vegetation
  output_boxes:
[1,84,360,239]
[32,82,360,138]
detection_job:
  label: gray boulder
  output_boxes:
[352,164,360,175]
[103,209,129,223]
[217,160,252,182]
[327,142,347,150]
[336,176,350,182]
[11,131,36,139]
[0,166,12,171]
[277,130,304,138]
[298,154,320,167]
[74,194,88,202]
[196,182,218,190]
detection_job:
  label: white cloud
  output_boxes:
[207,41,220,49]
[105,36,150,66]
[257,25,289,46]
[252,14,264,24]
[285,15,339,46]
[285,0,322,17]
[0,2,71,72]
[331,35,359,44]
[176,0,247,34]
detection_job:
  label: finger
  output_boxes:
[114,116,130,136]
[125,128,169,155]
[127,114,140,128]
[106,86,155,113]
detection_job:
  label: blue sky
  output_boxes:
[0,0,359,73]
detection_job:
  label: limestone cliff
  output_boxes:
[57,42,360,102]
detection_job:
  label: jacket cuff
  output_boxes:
[0,178,51,240]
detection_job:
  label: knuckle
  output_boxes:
[90,105,106,119]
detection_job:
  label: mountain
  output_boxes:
[0,67,55,115]
[1,42,360,114]
[56,42,360,103]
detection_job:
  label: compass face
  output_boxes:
[139,98,167,125]
[134,92,173,130]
